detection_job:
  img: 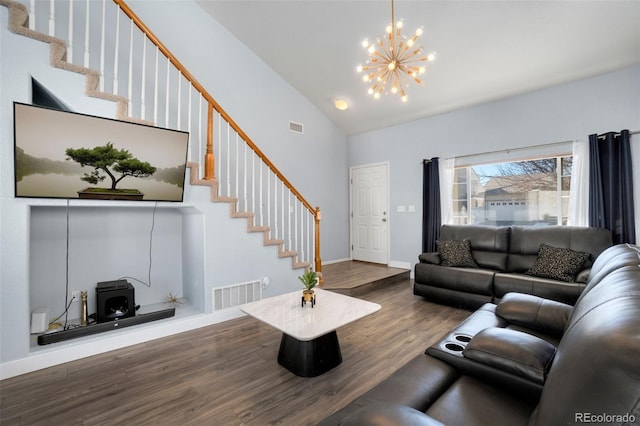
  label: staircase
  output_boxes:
[1,0,321,275]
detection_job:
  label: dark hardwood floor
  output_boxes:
[0,277,469,425]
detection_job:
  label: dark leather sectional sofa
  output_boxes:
[414,224,613,309]
[319,244,640,425]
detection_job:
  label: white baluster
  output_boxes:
[259,161,264,226]
[294,196,298,257]
[243,142,247,211]
[67,0,73,63]
[299,202,305,262]
[113,10,120,94]
[226,124,231,196]
[266,166,270,234]
[281,181,285,241]
[197,97,202,168]
[49,0,55,37]
[288,189,292,250]
[29,0,35,30]
[235,133,239,200]
[140,38,147,120]
[99,0,106,92]
[153,46,158,125]
[251,151,256,215]
[127,19,134,115]
[164,57,170,126]
[176,72,182,129]
[187,83,192,154]
[273,171,278,239]
[83,1,90,67]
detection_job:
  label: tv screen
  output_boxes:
[13,102,189,202]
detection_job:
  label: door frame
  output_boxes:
[349,162,390,264]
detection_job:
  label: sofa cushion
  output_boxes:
[494,272,585,304]
[436,239,478,268]
[317,355,460,425]
[424,376,535,426]
[337,404,445,426]
[415,264,494,295]
[525,243,589,282]
[507,226,612,273]
[495,293,572,337]
[463,327,556,384]
[440,225,510,271]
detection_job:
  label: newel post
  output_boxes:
[204,103,215,180]
[314,206,323,285]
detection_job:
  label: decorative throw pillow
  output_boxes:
[525,243,590,282]
[436,239,478,268]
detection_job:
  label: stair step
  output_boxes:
[279,250,297,258]
[264,239,285,246]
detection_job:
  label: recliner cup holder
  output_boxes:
[443,342,465,352]
[453,334,472,343]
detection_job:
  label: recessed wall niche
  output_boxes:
[28,203,204,347]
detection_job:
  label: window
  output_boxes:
[452,156,572,226]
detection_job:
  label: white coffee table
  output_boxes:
[240,287,381,377]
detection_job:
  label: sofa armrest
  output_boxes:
[463,327,556,384]
[338,404,445,426]
[495,292,572,337]
[419,252,441,265]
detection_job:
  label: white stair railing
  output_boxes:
[11,0,321,273]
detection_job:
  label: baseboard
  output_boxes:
[322,258,351,265]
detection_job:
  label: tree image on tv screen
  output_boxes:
[65,142,157,191]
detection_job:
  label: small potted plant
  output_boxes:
[298,268,318,306]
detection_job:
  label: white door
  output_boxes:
[350,163,389,264]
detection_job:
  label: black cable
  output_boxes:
[118,202,156,288]
[63,199,70,329]
[148,201,157,287]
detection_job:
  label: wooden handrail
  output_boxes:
[113,0,321,272]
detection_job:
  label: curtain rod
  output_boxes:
[598,129,640,137]
[443,139,572,162]
[426,130,639,164]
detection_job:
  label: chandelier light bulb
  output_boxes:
[362,39,369,48]
[386,24,393,34]
[427,52,436,61]
[401,95,408,102]
[416,27,423,36]
[396,20,403,29]
[391,86,398,94]
[373,92,381,99]
[368,45,376,54]
[356,65,363,73]
[388,61,396,71]
[368,88,374,95]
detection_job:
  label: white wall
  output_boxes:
[348,65,640,266]
[0,1,349,378]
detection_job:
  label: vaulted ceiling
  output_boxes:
[197,1,640,136]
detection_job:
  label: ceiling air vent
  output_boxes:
[289,121,304,134]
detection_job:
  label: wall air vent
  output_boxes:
[289,121,304,134]
[212,279,262,311]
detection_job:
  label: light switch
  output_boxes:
[408,205,416,212]
[397,205,406,213]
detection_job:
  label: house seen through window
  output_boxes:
[452,156,572,226]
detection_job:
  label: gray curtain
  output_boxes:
[588,130,635,244]
[422,158,440,252]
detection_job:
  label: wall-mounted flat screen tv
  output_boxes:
[13,102,189,202]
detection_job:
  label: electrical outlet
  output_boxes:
[71,290,81,302]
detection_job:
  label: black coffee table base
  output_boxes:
[277,330,343,377]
